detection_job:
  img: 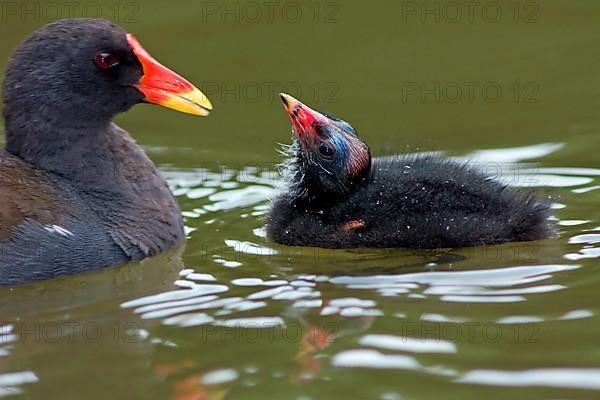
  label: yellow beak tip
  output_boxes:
[156,87,213,117]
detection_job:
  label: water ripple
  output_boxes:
[328,264,577,303]
[456,368,600,390]
[0,371,38,397]
[142,155,600,395]
[332,349,422,370]
[360,334,457,354]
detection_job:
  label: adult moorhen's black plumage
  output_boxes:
[0,19,213,285]
[266,94,554,249]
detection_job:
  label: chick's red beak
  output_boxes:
[279,93,330,138]
[127,34,212,116]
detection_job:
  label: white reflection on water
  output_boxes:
[559,309,594,320]
[292,299,323,309]
[536,167,600,176]
[214,317,285,328]
[558,220,589,226]
[339,308,384,317]
[565,232,600,261]
[0,371,38,397]
[423,284,565,296]
[467,142,564,163]
[139,297,244,320]
[231,278,288,287]
[214,258,243,268]
[569,234,600,244]
[246,285,293,300]
[333,354,600,392]
[360,334,457,354]
[328,264,578,303]
[0,325,16,360]
[440,295,525,303]
[456,368,600,390]
[330,298,377,308]
[333,348,461,377]
[573,185,600,194]
[224,240,277,256]
[121,286,229,308]
[162,313,214,327]
[499,174,592,188]
[419,313,467,323]
[495,316,544,324]
[0,325,15,344]
[122,262,579,326]
[333,349,422,370]
[133,295,219,315]
[462,144,598,188]
[564,248,600,261]
[205,185,277,212]
[186,187,216,199]
[186,273,218,282]
[505,167,600,188]
[202,368,240,385]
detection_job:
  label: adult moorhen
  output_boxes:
[0,19,213,285]
[266,93,554,249]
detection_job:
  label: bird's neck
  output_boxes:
[5,119,152,189]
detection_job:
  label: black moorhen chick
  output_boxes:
[266,94,553,249]
[0,19,213,285]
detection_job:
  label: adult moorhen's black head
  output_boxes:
[2,18,212,148]
[279,93,371,202]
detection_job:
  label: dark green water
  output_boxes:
[1,1,600,399]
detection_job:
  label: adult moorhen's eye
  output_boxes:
[318,142,334,159]
[95,52,119,70]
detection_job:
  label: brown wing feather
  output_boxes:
[0,151,68,240]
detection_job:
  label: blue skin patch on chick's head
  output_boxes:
[279,93,371,198]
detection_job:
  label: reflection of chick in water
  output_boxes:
[155,359,228,400]
[288,310,375,384]
[171,375,228,400]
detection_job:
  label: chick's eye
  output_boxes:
[318,142,334,159]
[95,52,119,70]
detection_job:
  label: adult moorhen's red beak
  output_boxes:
[127,34,213,116]
[279,93,330,137]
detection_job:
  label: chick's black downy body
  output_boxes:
[267,94,553,249]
